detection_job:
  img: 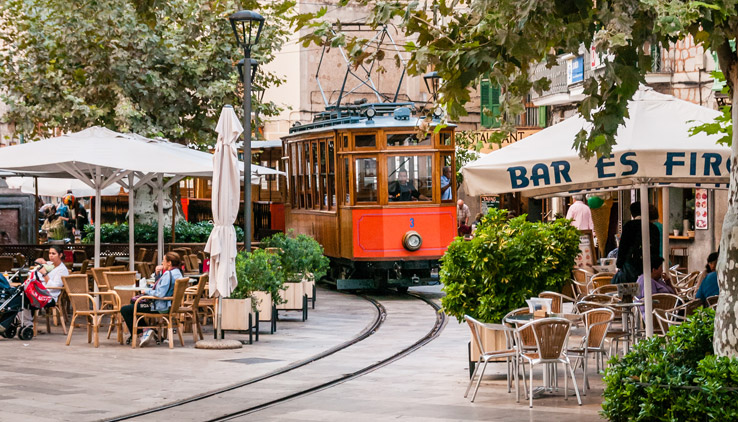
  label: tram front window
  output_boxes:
[387,156,432,202]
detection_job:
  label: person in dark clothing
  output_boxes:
[615,201,661,284]
[389,169,426,201]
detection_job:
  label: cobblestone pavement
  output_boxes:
[0,286,606,421]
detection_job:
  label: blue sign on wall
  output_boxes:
[569,56,584,84]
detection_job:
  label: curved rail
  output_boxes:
[208,291,446,421]
[106,294,386,422]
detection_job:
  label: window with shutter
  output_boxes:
[480,79,501,128]
[538,106,548,128]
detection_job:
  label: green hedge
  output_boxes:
[81,221,244,244]
[439,208,580,323]
[602,308,738,421]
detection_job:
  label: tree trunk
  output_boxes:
[714,79,738,358]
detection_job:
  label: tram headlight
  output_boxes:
[402,231,422,252]
[365,107,376,120]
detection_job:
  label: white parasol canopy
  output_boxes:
[0,127,282,270]
[6,176,123,197]
[462,88,730,197]
[205,106,242,299]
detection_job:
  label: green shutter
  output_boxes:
[481,80,501,128]
[538,105,547,128]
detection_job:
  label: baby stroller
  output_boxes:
[0,267,53,340]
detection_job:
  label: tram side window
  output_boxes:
[355,134,376,148]
[355,158,378,203]
[441,153,454,202]
[387,132,431,147]
[328,141,336,207]
[440,132,453,147]
[343,158,350,204]
[387,155,432,202]
[304,143,313,208]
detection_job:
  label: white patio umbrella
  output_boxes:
[204,106,243,341]
[6,176,123,197]
[0,126,283,274]
[462,88,731,337]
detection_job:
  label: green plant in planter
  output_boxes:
[602,308,738,421]
[261,231,329,282]
[233,249,285,307]
[440,208,580,323]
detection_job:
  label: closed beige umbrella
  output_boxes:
[204,105,243,342]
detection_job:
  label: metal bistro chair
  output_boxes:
[464,315,520,403]
[566,308,613,395]
[516,318,582,408]
[539,291,575,314]
[706,295,719,309]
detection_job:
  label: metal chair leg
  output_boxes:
[470,360,489,403]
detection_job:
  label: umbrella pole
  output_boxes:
[662,188,669,274]
[34,176,38,244]
[217,295,223,340]
[157,175,164,264]
[129,173,135,271]
[640,185,653,337]
[94,179,101,268]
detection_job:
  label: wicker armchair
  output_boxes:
[538,291,575,314]
[181,274,208,342]
[103,271,137,339]
[131,277,190,349]
[62,274,122,347]
[89,266,125,310]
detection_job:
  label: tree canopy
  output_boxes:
[296,0,737,158]
[0,0,293,145]
[295,0,738,357]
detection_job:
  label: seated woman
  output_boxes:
[33,245,69,303]
[120,252,183,346]
[9,245,69,331]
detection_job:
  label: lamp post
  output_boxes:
[229,10,264,253]
[423,71,441,102]
[237,59,262,140]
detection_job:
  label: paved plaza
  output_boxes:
[0,286,605,421]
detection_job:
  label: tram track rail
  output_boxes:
[105,291,445,422]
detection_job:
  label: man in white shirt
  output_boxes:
[566,195,594,231]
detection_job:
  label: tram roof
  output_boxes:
[284,115,456,138]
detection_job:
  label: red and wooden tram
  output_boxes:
[282,103,457,290]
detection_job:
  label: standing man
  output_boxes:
[565,195,594,231]
[441,166,453,200]
[457,199,471,236]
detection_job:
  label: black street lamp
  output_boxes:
[423,71,441,102]
[229,10,264,252]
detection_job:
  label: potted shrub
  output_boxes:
[228,249,284,332]
[440,209,580,361]
[262,231,329,318]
